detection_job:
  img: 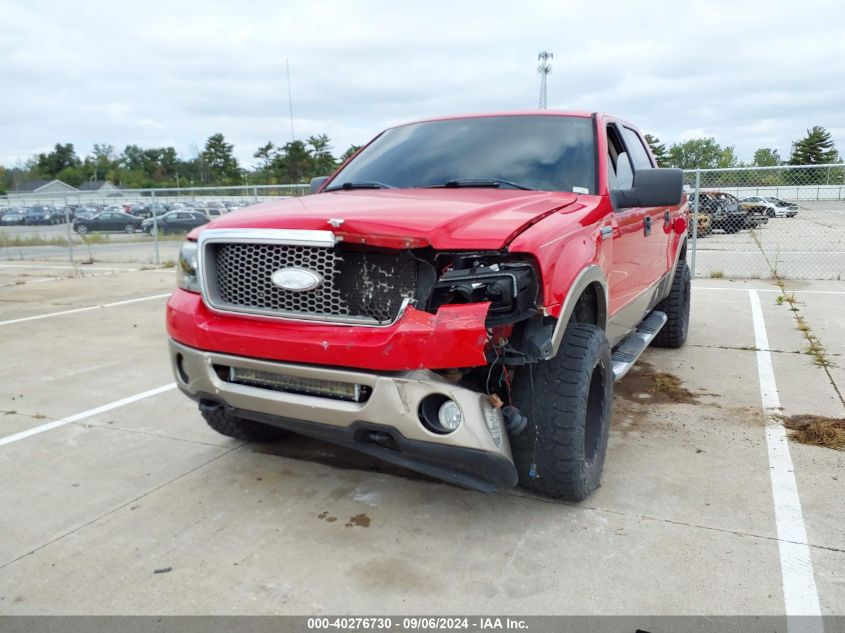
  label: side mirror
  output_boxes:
[613,168,683,208]
[310,176,329,194]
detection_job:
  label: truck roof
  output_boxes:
[388,110,597,130]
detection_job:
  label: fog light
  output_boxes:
[437,400,463,431]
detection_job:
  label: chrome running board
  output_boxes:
[611,311,667,382]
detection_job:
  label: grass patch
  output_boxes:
[781,296,832,367]
[0,233,111,247]
[782,415,845,450]
[709,270,724,278]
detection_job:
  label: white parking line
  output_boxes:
[0,293,171,326]
[749,290,823,626]
[0,383,176,447]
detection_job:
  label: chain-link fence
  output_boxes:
[685,163,845,280]
[0,184,308,266]
[2,168,844,280]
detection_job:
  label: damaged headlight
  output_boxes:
[177,241,200,293]
[428,259,538,326]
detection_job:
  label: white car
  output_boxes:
[741,196,799,218]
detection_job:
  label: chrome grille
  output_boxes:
[204,239,417,325]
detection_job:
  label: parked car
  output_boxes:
[696,192,749,233]
[167,111,688,502]
[25,206,57,226]
[123,202,152,218]
[73,211,144,234]
[1,209,27,225]
[738,198,769,228]
[142,211,209,234]
[765,197,799,217]
[688,211,712,237]
[741,196,799,218]
[205,201,227,215]
[73,206,100,220]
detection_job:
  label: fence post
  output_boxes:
[253,185,259,203]
[152,189,160,265]
[64,195,74,266]
[690,169,700,278]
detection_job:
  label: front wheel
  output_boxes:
[510,323,613,501]
[76,225,89,235]
[124,224,135,234]
[200,402,287,442]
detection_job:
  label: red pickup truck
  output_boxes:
[167,112,689,501]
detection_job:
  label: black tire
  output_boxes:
[124,223,135,234]
[510,323,613,501]
[653,259,691,349]
[200,403,286,442]
[76,224,89,235]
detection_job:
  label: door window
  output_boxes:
[621,127,654,170]
[606,125,634,191]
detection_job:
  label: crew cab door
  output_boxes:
[604,123,674,341]
[604,124,650,316]
[617,125,674,286]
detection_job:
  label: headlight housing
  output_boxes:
[427,257,538,326]
[177,241,200,293]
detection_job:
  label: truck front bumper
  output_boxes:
[169,339,517,492]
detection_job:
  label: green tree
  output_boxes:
[752,148,781,167]
[35,143,81,178]
[82,143,118,182]
[788,126,839,165]
[787,126,841,185]
[253,141,276,183]
[644,134,668,167]
[203,133,241,184]
[341,144,362,162]
[307,134,337,175]
[667,137,735,170]
[271,140,313,183]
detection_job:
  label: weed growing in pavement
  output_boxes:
[780,293,831,367]
[709,270,724,278]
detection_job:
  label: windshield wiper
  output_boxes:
[423,178,535,191]
[324,181,396,192]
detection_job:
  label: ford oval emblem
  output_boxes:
[271,267,323,292]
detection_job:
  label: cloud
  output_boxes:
[1,0,844,168]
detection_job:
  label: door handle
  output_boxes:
[643,216,652,236]
[663,210,671,229]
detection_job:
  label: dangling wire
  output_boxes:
[485,343,501,394]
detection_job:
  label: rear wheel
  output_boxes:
[653,259,690,349]
[200,402,287,442]
[510,323,613,501]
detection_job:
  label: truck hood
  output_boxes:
[200,189,581,249]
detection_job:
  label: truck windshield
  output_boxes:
[328,115,597,194]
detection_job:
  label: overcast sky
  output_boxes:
[3,0,844,170]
